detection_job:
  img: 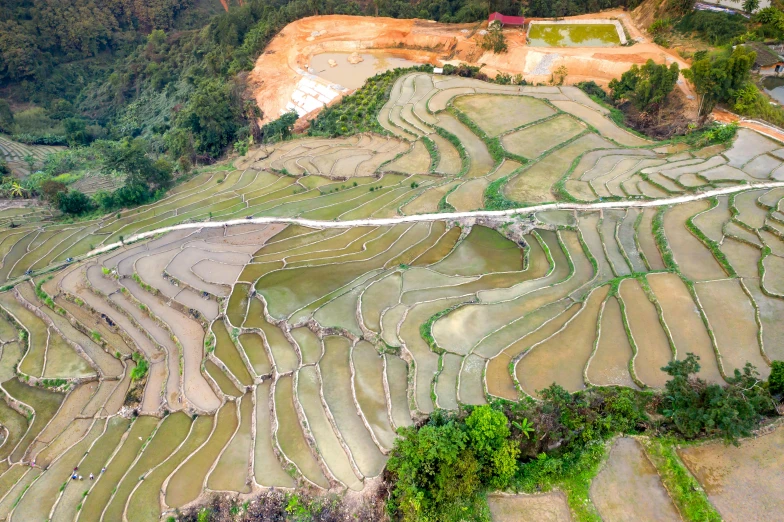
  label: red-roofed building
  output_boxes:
[488,12,525,27]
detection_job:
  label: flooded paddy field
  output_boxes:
[679,426,784,521]
[528,21,623,47]
[0,72,782,520]
[590,438,680,521]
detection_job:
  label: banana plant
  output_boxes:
[9,182,26,198]
[512,417,535,439]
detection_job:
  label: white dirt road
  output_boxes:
[87,180,784,257]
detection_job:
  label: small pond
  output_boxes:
[309,52,420,90]
[528,23,621,47]
[762,76,784,105]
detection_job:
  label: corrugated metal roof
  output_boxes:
[488,12,525,26]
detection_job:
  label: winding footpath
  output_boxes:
[87,181,784,257]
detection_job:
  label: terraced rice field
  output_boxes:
[0,136,63,177]
[0,73,783,520]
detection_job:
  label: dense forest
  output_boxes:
[0,0,640,148]
[0,0,637,211]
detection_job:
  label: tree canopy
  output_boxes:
[683,46,756,115]
[387,406,519,521]
[609,60,680,112]
[660,353,774,443]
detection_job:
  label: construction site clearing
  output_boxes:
[249,9,693,125]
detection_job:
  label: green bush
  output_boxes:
[660,353,775,442]
[649,18,673,35]
[609,59,680,112]
[465,405,519,489]
[386,406,516,522]
[130,352,149,381]
[769,360,784,396]
[684,46,755,115]
[57,190,94,215]
[481,25,507,54]
[260,112,298,144]
[575,81,610,103]
[732,83,784,127]
[675,10,748,45]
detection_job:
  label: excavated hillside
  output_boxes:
[249,10,695,124]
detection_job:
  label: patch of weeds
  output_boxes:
[642,438,721,522]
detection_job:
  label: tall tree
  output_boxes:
[743,0,760,13]
[683,46,756,115]
[609,59,680,113]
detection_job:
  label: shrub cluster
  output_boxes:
[179,489,382,522]
[309,66,433,137]
[384,353,780,522]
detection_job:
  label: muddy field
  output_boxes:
[679,427,784,522]
[487,492,571,522]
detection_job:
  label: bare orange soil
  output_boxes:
[249,10,697,124]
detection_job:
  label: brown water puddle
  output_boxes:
[310,52,419,90]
